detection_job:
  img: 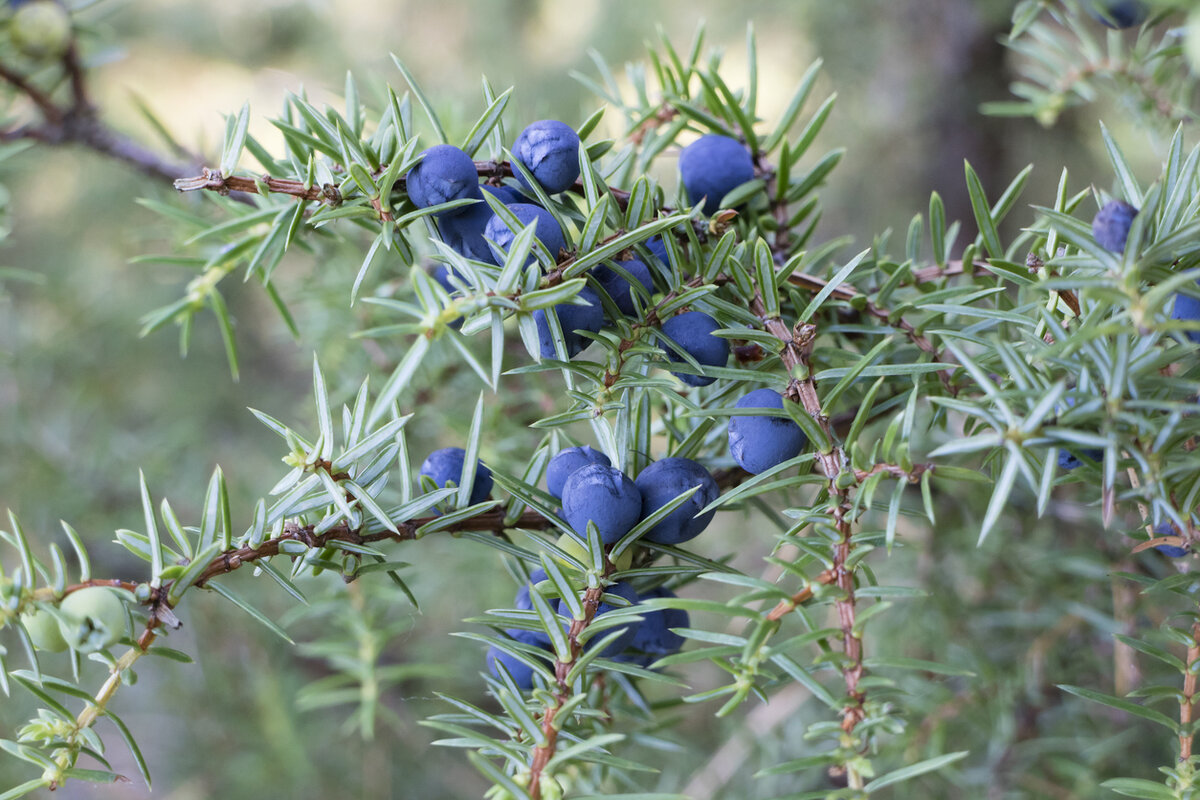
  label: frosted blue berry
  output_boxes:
[678,134,755,216]
[484,203,567,266]
[547,446,612,498]
[1172,282,1200,344]
[512,120,581,194]
[487,643,538,689]
[1092,199,1138,253]
[533,287,604,359]
[622,586,688,663]
[406,144,481,217]
[482,183,528,205]
[418,447,492,505]
[561,463,642,545]
[660,311,729,387]
[593,258,654,317]
[636,457,719,545]
[727,388,807,474]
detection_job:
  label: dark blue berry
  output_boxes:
[660,311,729,387]
[509,568,554,648]
[533,286,604,359]
[678,134,755,216]
[1153,523,1189,558]
[440,200,497,264]
[592,258,654,317]
[486,643,538,689]
[406,144,481,217]
[512,120,581,194]
[561,463,642,545]
[1092,199,1138,253]
[1089,0,1148,28]
[645,236,670,267]
[635,457,719,545]
[1058,448,1104,471]
[727,388,807,474]
[484,203,567,266]
[418,447,492,505]
[1172,282,1200,344]
[513,568,548,612]
[547,446,612,498]
[622,586,688,661]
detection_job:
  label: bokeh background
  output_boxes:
[0,1,1178,797]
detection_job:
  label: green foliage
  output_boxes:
[5,2,1200,799]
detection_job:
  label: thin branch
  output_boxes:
[528,572,614,799]
[1,47,200,184]
[747,287,867,734]
[0,62,63,123]
[1181,622,1200,761]
[175,167,338,203]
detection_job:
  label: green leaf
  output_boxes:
[219,102,251,176]
[1100,778,1177,799]
[460,87,513,158]
[368,336,430,426]
[1099,122,1142,208]
[390,56,447,143]
[106,709,151,789]
[797,249,868,323]
[1058,684,1179,730]
[466,751,532,800]
[208,582,295,644]
[139,471,164,587]
[861,656,975,677]
[0,780,51,800]
[964,161,1003,259]
[862,751,969,792]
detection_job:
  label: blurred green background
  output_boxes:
[0,1,1179,797]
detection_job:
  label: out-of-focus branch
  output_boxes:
[1,38,200,184]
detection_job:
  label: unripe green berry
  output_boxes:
[21,606,68,652]
[554,532,633,572]
[58,587,127,653]
[10,2,72,60]
[538,775,564,800]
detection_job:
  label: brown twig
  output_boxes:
[175,168,337,203]
[0,61,63,123]
[785,271,957,392]
[765,569,837,621]
[1,47,201,184]
[629,103,679,146]
[746,288,867,733]
[1181,623,1200,761]
[527,574,613,799]
[853,462,934,484]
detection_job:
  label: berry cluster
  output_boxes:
[416,421,805,687]
[420,443,711,686]
[406,119,815,686]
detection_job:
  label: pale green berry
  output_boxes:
[58,587,127,653]
[21,605,68,652]
[10,2,72,60]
